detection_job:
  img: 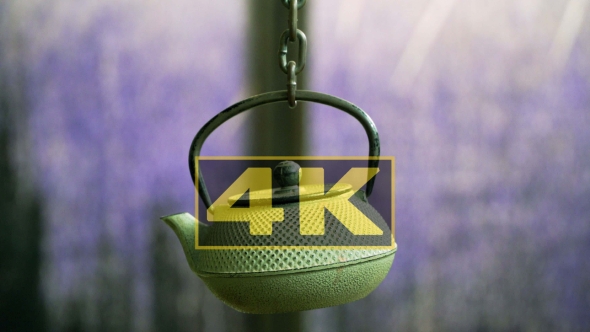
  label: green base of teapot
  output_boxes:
[198,250,395,314]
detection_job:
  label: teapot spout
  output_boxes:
[160,212,208,273]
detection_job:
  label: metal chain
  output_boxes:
[278,0,307,108]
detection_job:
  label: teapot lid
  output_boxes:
[228,161,352,206]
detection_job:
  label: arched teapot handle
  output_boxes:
[189,90,381,209]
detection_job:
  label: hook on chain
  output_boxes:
[281,0,306,9]
[287,61,297,108]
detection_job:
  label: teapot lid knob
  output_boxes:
[273,161,300,188]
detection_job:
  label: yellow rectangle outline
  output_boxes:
[195,156,395,250]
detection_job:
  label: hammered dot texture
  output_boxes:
[198,191,394,274]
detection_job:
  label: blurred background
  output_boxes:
[1,0,589,331]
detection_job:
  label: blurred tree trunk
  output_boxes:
[0,17,47,331]
[245,0,308,331]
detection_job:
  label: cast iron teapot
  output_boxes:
[162,90,397,314]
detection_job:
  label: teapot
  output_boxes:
[162,90,397,314]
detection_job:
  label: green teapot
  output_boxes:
[162,90,397,314]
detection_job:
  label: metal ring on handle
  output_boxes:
[281,0,306,9]
[189,90,381,209]
[286,61,297,108]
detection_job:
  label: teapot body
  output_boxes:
[162,190,396,314]
[198,247,395,314]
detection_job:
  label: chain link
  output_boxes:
[278,29,307,74]
[288,0,298,41]
[278,0,307,108]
